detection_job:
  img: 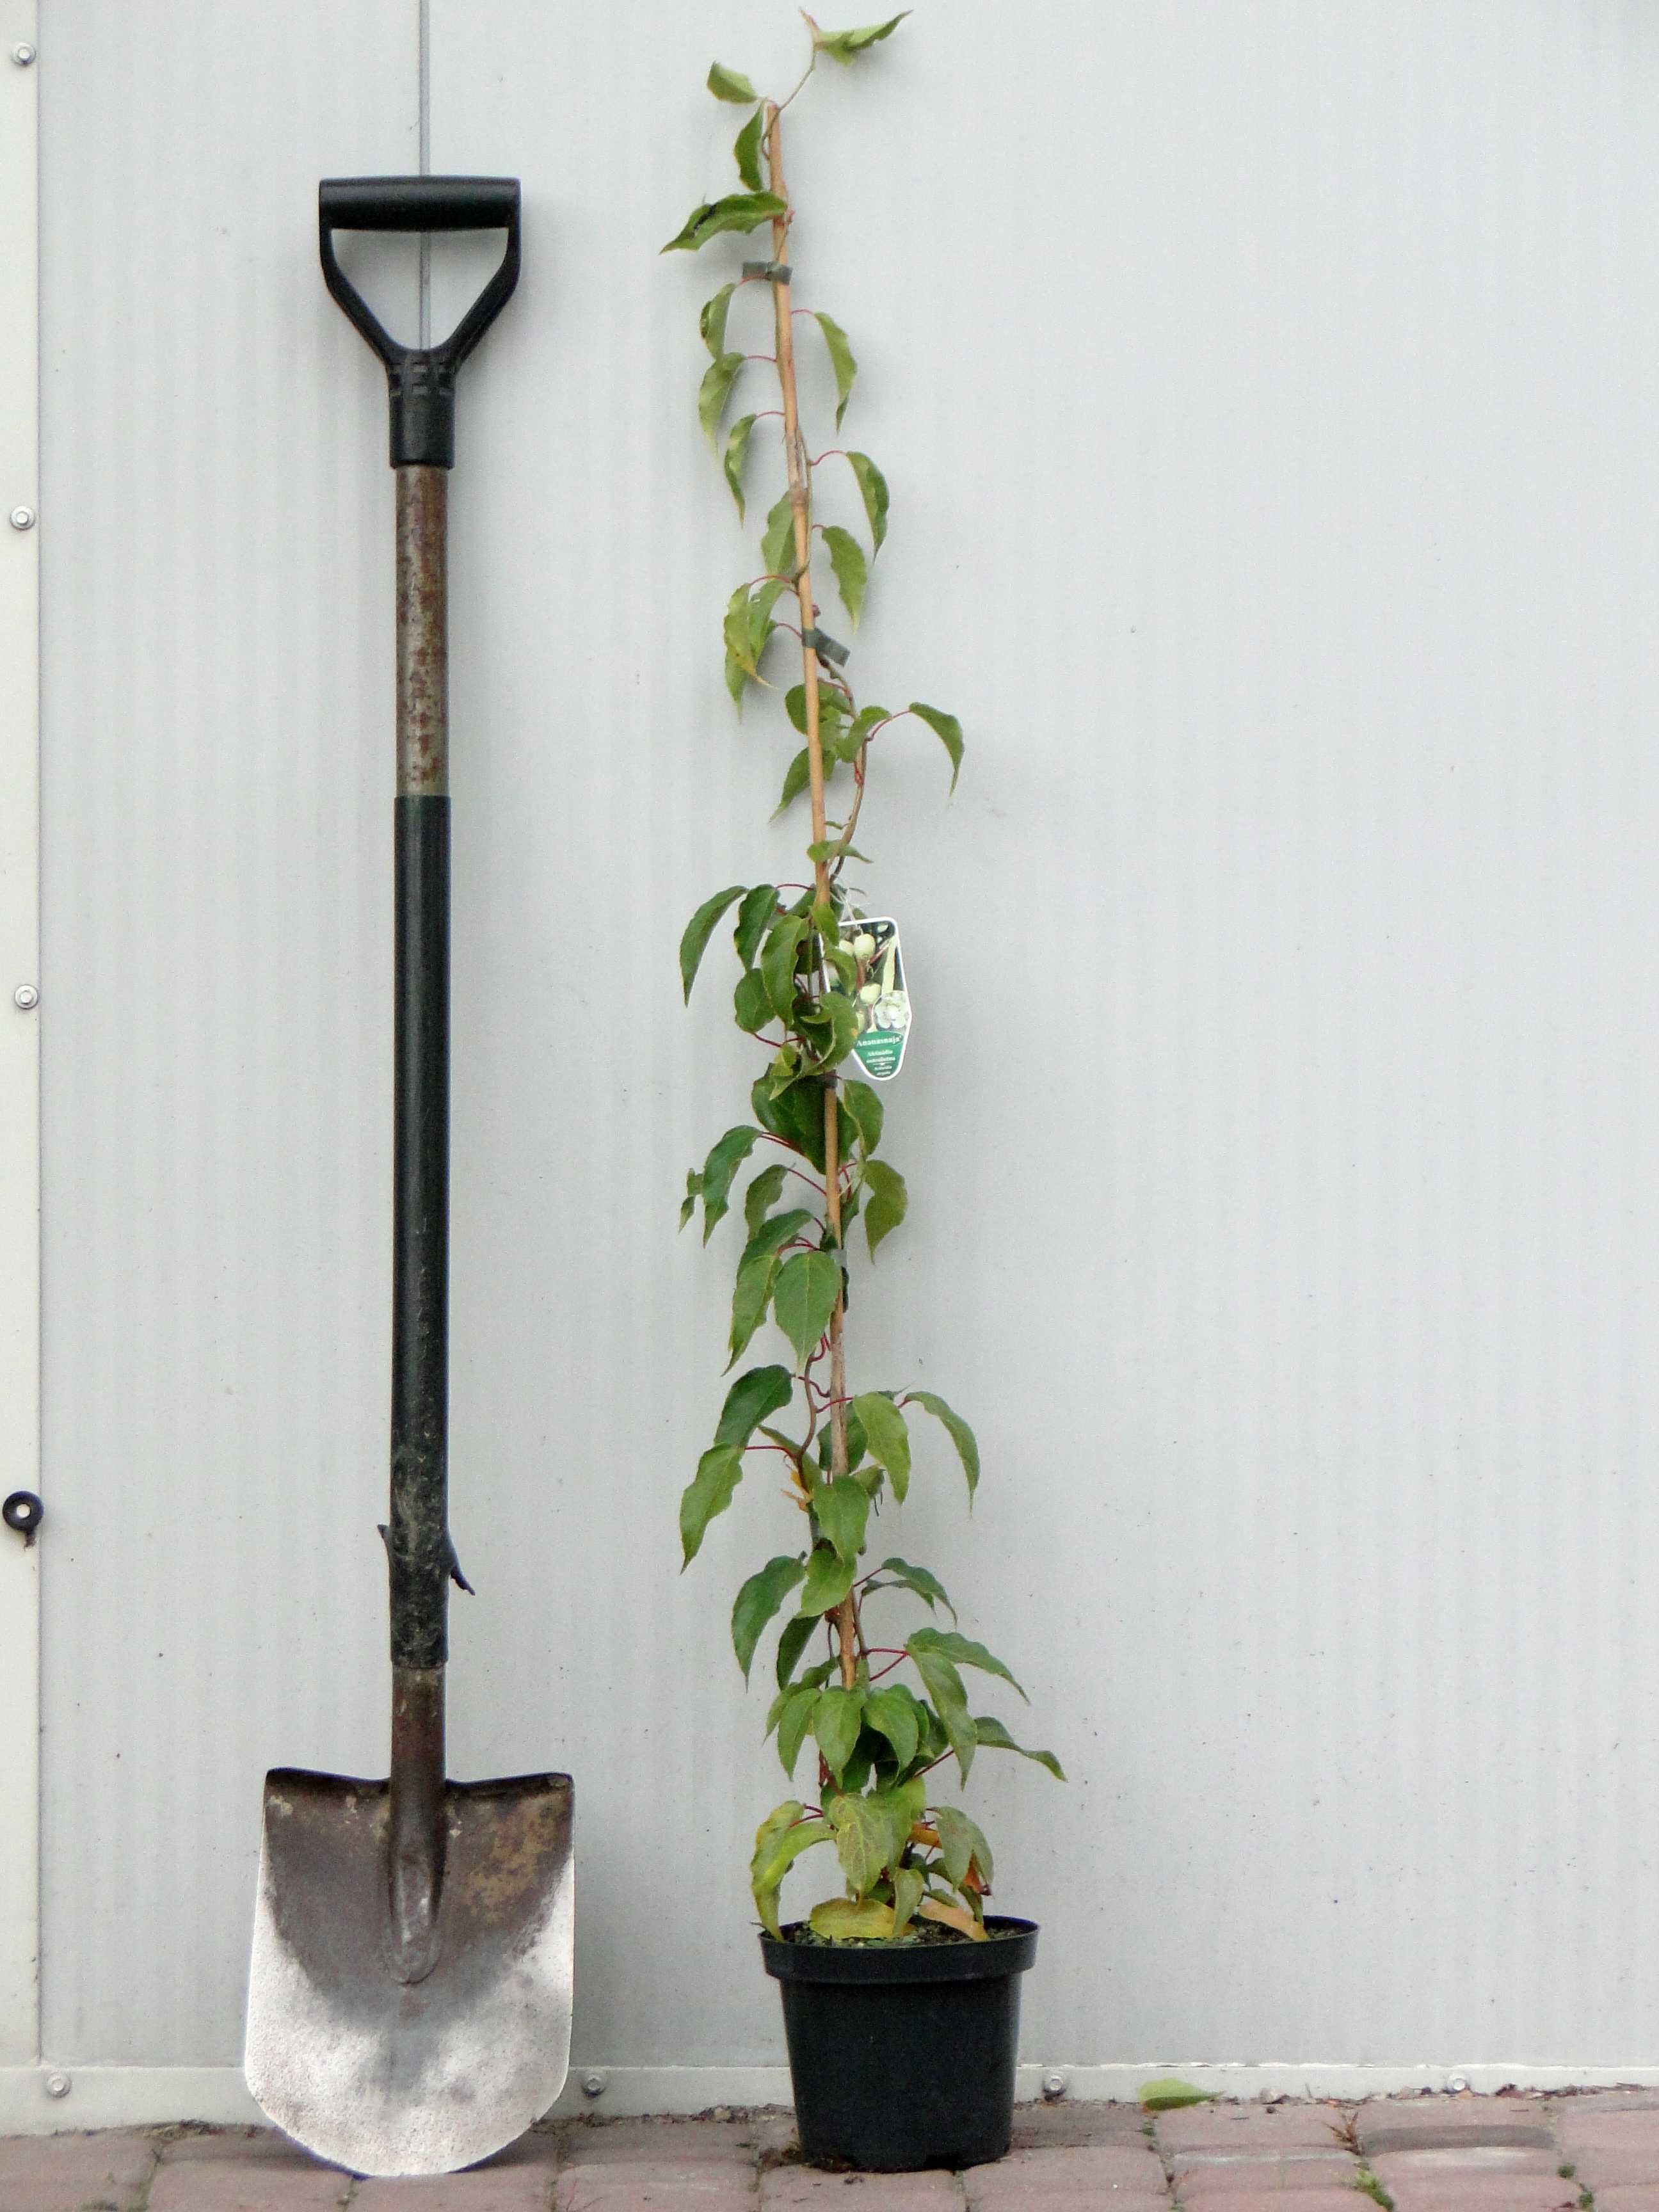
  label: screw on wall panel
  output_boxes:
[10,42,36,65]
[1041,2072,1068,2101]
[3,1492,42,1543]
[44,2072,70,2099]
[13,985,37,1010]
[9,508,35,531]
[1447,2076,1470,2094]
[581,2073,607,2099]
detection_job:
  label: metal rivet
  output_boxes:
[1041,2071,1068,2101]
[9,507,35,531]
[13,985,37,1011]
[1447,2075,1470,2094]
[581,2073,606,2099]
[45,2072,70,2099]
[10,42,36,66]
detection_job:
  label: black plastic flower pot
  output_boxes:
[760,1918,1039,2172]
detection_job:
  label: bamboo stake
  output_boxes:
[765,103,856,1694]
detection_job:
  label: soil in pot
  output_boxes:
[761,1916,1039,2172]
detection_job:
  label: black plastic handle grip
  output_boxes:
[319,175,521,468]
[319,175,520,234]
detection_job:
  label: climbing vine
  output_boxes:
[667,11,1061,1944]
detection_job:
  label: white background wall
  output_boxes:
[28,0,1659,2088]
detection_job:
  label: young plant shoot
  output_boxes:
[667,12,1061,1946]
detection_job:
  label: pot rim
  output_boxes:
[760,1914,1038,1985]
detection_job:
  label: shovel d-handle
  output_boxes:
[319,176,521,469]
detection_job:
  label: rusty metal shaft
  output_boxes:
[397,467,449,797]
[388,463,452,1979]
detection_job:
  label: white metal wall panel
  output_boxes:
[0,0,40,2072]
[38,2,420,2064]
[32,0,1659,2082]
[426,0,1659,2071]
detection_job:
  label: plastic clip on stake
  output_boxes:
[317,176,522,468]
[801,627,849,668]
[742,260,793,284]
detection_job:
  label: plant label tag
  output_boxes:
[846,917,911,1082]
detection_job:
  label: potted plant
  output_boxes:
[665,12,1064,2174]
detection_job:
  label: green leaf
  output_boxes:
[813,1685,866,1779]
[840,1078,884,1155]
[932,1804,994,1890]
[728,1251,779,1366]
[863,1683,922,1771]
[696,1125,761,1240]
[799,1541,856,1617]
[733,967,773,1034]
[661,191,789,254]
[724,645,748,707]
[907,701,964,792]
[810,13,910,65]
[821,525,867,629]
[722,412,757,517]
[700,282,737,358]
[851,1392,910,1502]
[787,682,851,737]
[726,577,784,679]
[814,1473,870,1564]
[801,989,860,1073]
[707,60,759,102]
[972,1714,1065,1780]
[903,1390,979,1498]
[732,1555,807,1681]
[680,885,746,1002]
[890,1864,924,1938]
[741,1206,815,1265]
[908,1646,976,1781]
[760,913,808,1022]
[733,105,767,189]
[827,1791,901,1894]
[728,882,776,970]
[862,1159,908,1258]
[751,1802,831,1937]
[813,312,858,430]
[680,1444,744,1566]
[773,1249,840,1366]
[744,1162,789,1237]
[846,451,889,554]
[909,1626,1024,1699]
[751,578,787,664]
[777,1684,820,1776]
[872,1556,956,1621]
[775,747,813,815]
[679,1170,702,1231]
[698,351,744,448]
[1140,2080,1215,2113]
[827,1404,867,1478]
[752,1071,844,1174]
[761,490,799,581]
[810,1896,894,1939]
[775,1611,818,1689]
[714,1363,795,1449]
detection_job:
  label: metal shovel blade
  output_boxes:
[244,1765,573,2177]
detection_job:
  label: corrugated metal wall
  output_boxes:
[37,0,1659,2073]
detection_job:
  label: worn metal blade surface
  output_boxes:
[244,1766,573,2177]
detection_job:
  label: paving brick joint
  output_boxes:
[5,2092,1659,2212]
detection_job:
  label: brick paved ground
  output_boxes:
[4,2092,1659,2212]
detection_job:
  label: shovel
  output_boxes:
[244,177,573,2179]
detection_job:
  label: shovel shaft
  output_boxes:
[389,465,451,1674]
